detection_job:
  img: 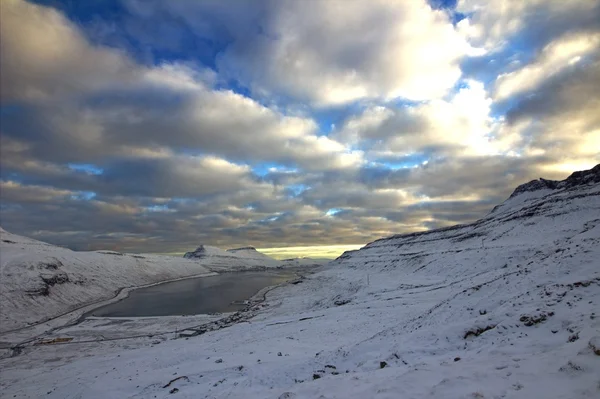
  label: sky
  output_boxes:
[1,0,599,258]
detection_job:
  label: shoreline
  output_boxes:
[0,270,218,347]
[1,265,323,350]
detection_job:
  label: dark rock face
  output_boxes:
[25,259,70,296]
[37,259,64,270]
[183,245,210,259]
[227,246,257,252]
[40,272,69,286]
[509,164,599,198]
[510,178,558,197]
[25,285,50,296]
[562,164,600,188]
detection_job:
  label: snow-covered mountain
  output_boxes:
[0,230,214,333]
[227,246,280,264]
[1,166,598,399]
[184,244,325,270]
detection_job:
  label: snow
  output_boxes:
[226,247,277,261]
[184,245,326,271]
[183,244,280,270]
[1,167,599,398]
[0,233,324,335]
[0,229,216,334]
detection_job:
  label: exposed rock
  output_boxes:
[464,325,496,339]
[183,245,230,259]
[227,246,258,252]
[37,259,63,270]
[510,178,559,198]
[588,336,600,355]
[333,298,351,306]
[568,333,579,342]
[25,284,50,296]
[509,164,600,199]
[519,312,553,326]
[40,271,69,286]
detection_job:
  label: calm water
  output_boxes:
[87,270,299,317]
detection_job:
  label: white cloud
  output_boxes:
[214,0,471,105]
[335,80,499,157]
[495,33,600,100]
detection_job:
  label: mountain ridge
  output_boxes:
[337,164,600,259]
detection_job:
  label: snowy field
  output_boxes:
[0,166,599,398]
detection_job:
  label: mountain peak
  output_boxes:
[509,164,599,199]
[183,245,228,259]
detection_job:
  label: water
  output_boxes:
[87,270,299,317]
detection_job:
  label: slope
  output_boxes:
[1,166,598,398]
[0,229,213,333]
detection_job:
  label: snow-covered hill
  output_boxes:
[184,244,325,271]
[227,246,281,265]
[0,230,214,333]
[1,166,599,398]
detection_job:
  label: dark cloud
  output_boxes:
[506,58,600,127]
[457,0,600,52]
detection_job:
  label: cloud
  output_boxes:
[258,245,363,260]
[334,80,498,157]
[0,180,76,203]
[1,0,599,255]
[495,32,600,100]
[457,0,600,52]
[0,0,138,102]
[502,58,600,170]
[137,0,472,105]
[1,1,360,172]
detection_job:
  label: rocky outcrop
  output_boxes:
[227,246,258,252]
[183,245,231,259]
[24,259,70,297]
[509,164,599,198]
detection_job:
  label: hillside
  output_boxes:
[0,233,325,334]
[0,230,214,333]
[1,165,598,398]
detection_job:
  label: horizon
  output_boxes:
[156,244,365,260]
[1,0,599,258]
